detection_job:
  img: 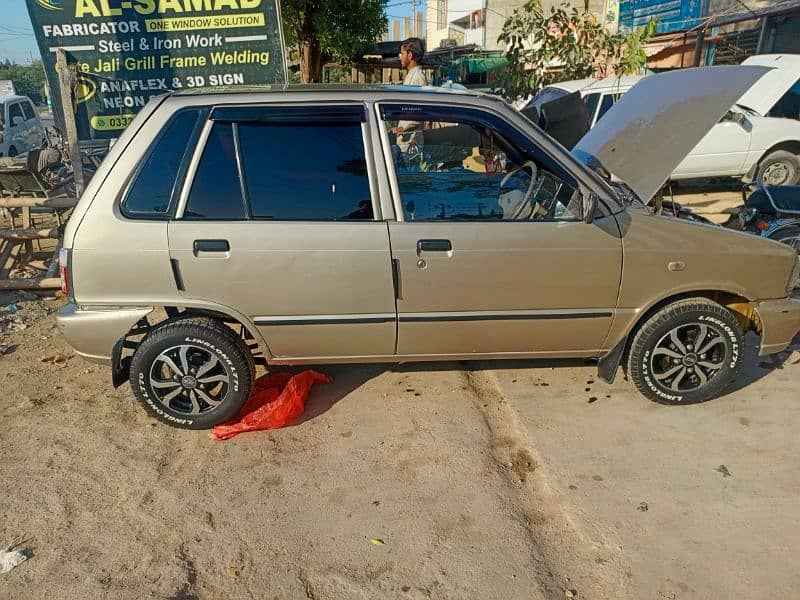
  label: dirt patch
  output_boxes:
[511,449,538,483]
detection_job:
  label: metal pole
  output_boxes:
[693,28,706,66]
[55,49,87,197]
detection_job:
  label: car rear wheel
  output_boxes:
[756,150,800,186]
[129,317,254,429]
[8,146,17,157]
[627,299,743,404]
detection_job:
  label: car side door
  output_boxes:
[672,115,753,178]
[377,103,622,358]
[165,104,397,360]
[20,100,41,149]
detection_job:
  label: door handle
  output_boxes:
[193,239,230,255]
[417,239,452,253]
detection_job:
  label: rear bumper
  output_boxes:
[56,303,153,365]
[754,297,800,355]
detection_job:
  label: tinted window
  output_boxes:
[123,110,200,217]
[768,79,800,119]
[596,94,619,122]
[21,101,36,121]
[185,123,246,220]
[9,103,23,123]
[583,93,600,122]
[384,112,580,222]
[238,121,372,220]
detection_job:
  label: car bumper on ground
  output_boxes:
[56,303,153,365]
[754,297,800,355]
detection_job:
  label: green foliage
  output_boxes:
[497,0,655,102]
[281,0,388,81]
[0,59,47,104]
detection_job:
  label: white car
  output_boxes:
[0,95,46,158]
[520,54,800,186]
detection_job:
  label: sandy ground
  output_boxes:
[0,293,798,599]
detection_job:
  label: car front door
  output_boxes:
[672,116,753,178]
[378,103,622,357]
[167,104,397,360]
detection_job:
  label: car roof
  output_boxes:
[0,95,32,103]
[172,83,482,99]
[545,75,645,94]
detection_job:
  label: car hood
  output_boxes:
[736,54,800,116]
[572,66,770,202]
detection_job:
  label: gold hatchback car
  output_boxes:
[58,66,800,428]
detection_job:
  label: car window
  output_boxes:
[122,109,202,217]
[184,123,247,220]
[583,93,600,122]
[595,94,617,123]
[768,79,800,120]
[382,107,581,222]
[237,121,373,220]
[9,102,23,124]
[21,101,36,121]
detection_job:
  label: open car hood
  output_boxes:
[572,66,770,202]
[736,54,800,116]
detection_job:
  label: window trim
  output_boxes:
[119,107,207,221]
[375,102,585,224]
[177,105,378,222]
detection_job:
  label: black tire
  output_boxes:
[768,224,800,257]
[756,150,800,186]
[7,146,17,158]
[627,298,743,405]
[129,317,255,429]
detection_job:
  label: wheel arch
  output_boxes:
[598,289,759,383]
[111,303,272,388]
[748,140,800,180]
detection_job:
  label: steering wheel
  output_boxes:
[498,160,540,220]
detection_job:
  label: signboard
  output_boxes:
[26,0,287,140]
[619,0,704,34]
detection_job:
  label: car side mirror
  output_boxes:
[583,192,598,224]
[12,116,24,127]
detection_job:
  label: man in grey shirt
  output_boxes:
[391,37,428,153]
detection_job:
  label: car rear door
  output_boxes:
[377,103,622,357]
[167,104,397,360]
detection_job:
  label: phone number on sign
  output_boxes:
[90,115,137,131]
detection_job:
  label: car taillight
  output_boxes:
[59,247,69,295]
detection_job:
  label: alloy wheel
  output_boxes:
[148,344,231,415]
[650,323,728,393]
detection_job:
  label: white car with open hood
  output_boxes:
[522,54,800,187]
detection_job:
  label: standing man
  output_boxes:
[392,37,428,153]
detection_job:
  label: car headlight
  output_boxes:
[787,258,800,294]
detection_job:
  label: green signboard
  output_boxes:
[27,0,286,140]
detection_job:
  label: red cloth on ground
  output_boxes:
[211,370,332,440]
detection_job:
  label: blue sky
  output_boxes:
[0,0,423,64]
[1,1,38,63]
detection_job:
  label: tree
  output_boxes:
[0,59,47,104]
[281,0,389,83]
[497,0,656,102]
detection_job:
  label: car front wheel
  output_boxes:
[627,299,743,404]
[129,317,254,429]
